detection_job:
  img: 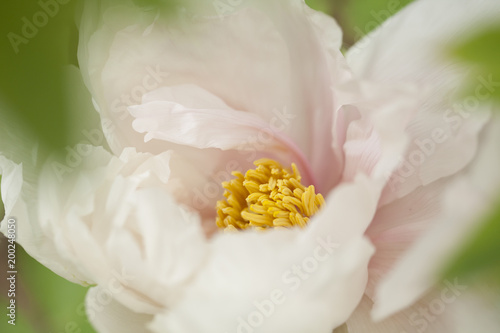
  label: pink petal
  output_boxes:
[129,97,285,151]
[372,118,500,320]
[79,1,351,193]
[346,0,500,206]
[340,81,419,184]
[364,178,449,298]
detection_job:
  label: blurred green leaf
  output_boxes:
[306,0,414,47]
[344,0,413,38]
[453,26,500,68]
[19,246,96,333]
[0,0,80,155]
[452,25,500,102]
[1,241,96,333]
[443,200,500,282]
[305,0,333,14]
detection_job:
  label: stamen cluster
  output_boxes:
[216,158,325,231]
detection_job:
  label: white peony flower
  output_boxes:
[1,0,500,332]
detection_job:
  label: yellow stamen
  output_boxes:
[215,158,325,231]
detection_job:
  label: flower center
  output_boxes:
[216,158,325,231]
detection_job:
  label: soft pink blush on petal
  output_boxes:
[342,0,500,319]
[342,122,381,182]
[266,2,347,191]
[372,119,500,320]
[82,4,339,162]
[337,80,420,187]
[80,1,352,195]
[129,86,317,186]
[364,178,448,299]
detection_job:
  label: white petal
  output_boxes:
[347,0,500,79]
[372,118,500,320]
[140,84,232,109]
[130,97,285,151]
[86,286,154,333]
[78,0,349,191]
[150,174,384,332]
[0,151,93,285]
[365,178,449,298]
[38,146,207,312]
[347,0,500,205]
[379,105,489,205]
[351,288,500,332]
[340,82,419,184]
[346,294,451,333]
[305,5,342,53]
[0,155,23,220]
[446,289,500,333]
[151,235,374,333]
[130,86,307,181]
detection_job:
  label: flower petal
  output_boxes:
[347,0,500,77]
[129,87,285,151]
[372,118,500,320]
[446,289,500,333]
[340,81,419,183]
[38,146,208,312]
[151,234,374,333]
[351,288,500,332]
[0,152,93,285]
[86,286,154,333]
[150,173,384,332]
[79,0,350,191]
[346,294,451,333]
[346,0,500,205]
[0,155,23,220]
[365,178,449,298]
